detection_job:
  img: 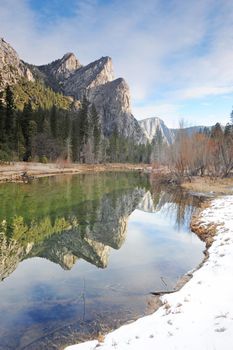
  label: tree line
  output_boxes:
[0,84,151,163]
[155,121,233,179]
[3,80,230,174]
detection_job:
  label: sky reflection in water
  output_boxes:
[0,173,205,349]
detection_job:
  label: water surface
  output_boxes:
[0,172,205,349]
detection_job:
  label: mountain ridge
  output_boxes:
[139,116,211,144]
[0,37,211,146]
[0,38,147,144]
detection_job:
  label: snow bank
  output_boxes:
[65,196,233,350]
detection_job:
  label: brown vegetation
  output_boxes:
[191,200,223,248]
[0,161,147,183]
[191,217,218,248]
[158,122,233,181]
[182,176,233,195]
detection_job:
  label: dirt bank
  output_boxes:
[0,162,147,183]
[182,176,233,195]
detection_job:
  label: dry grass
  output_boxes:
[0,162,147,183]
[182,176,233,195]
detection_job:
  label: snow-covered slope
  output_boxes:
[66,195,233,350]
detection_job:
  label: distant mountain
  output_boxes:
[171,125,211,137]
[139,116,211,145]
[139,117,174,144]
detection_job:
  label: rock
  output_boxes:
[0,37,146,143]
[139,117,175,145]
[0,186,146,279]
[139,117,212,145]
[0,37,212,145]
[62,56,114,99]
[137,191,156,212]
[89,78,147,142]
[38,52,82,84]
[85,187,146,249]
[0,38,34,90]
[39,53,147,143]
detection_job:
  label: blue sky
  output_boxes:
[1,0,233,127]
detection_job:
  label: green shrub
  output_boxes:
[39,155,48,164]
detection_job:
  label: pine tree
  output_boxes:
[16,124,26,159]
[21,101,33,160]
[50,105,58,139]
[0,91,5,143]
[154,126,163,163]
[36,106,45,133]
[211,123,223,139]
[79,96,90,163]
[224,123,232,137]
[43,118,50,136]
[66,136,72,162]
[90,104,101,163]
[203,127,210,136]
[28,120,37,157]
[109,126,119,162]
[62,112,71,140]
[71,117,79,162]
[5,85,15,142]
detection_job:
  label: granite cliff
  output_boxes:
[139,116,211,145]
[0,38,34,90]
[139,117,175,144]
[0,38,148,143]
[0,38,209,146]
[36,53,146,142]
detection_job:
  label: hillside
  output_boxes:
[0,38,147,144]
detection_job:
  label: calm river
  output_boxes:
[0,172,205,349]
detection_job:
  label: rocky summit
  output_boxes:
[139,117,211,145]
[139,117,175,144]
[0,38,34,90]
[0,38,147,143]
[0,38,208,145]
[37,53,147,142]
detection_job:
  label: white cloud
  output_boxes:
[0,0,233,126]
[133,102,182,127]
[175,86,233,100]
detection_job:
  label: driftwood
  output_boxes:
[21,172,34,183]
[150,290,176,296]
[150,276,176,295]
[150,273,194,296]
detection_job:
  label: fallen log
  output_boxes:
[150,290,176,296]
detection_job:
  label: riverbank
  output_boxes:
[65,195,233,350]
[182,176,233,195]
[0,162,147,183]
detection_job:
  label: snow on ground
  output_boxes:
[65,196,233,350]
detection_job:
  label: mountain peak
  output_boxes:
[37,52,81,84]
[139,117,174,144]
[0,37,34,89]
[62,52,76,59]
[60,52,81,69]
[62,55,114,99]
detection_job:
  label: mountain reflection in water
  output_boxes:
[0,173,148,280]
[0,172,205,350]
